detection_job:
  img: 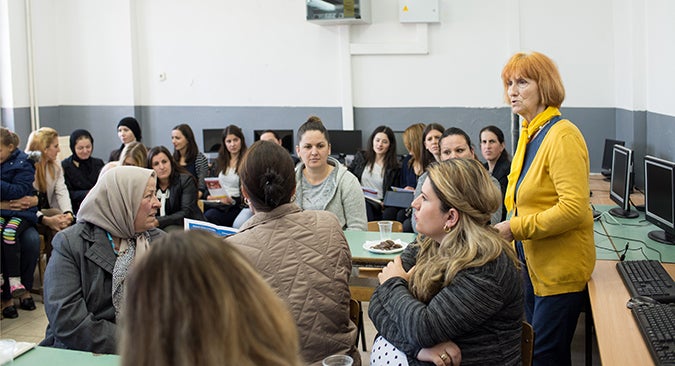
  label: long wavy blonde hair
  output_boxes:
[409,159,519,303]
[121,230,302,366]
[26,127,59,193]
[403,123,425,176]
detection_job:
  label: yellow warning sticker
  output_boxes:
[403,5,409,12]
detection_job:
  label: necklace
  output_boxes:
[106,231,119,256]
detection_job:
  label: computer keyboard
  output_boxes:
[617,260,675,303]
[630,302,675,365]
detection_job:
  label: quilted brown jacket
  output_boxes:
[230,203,360,366]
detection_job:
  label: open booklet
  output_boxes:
[184,218,238,237]
[0,340,36,360]
[204,177,230,199]
[361,186,382,205]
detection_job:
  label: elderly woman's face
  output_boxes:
[134,177,160,232]
[507,75,543,121]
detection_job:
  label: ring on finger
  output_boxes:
[439,353,448,361]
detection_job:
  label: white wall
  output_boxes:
[645,0,675,116]
[2,0,674,116]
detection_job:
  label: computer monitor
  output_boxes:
[609,145,638,218]
[202,128,223,153]
[644,155,675,245]
[601,139,625,178]
[327,130,362,157]
[254,129,294,155]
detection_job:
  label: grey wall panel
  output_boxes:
[353,107,513,158]
[5,106,672,181]
[560,107,617,176]
[646,112,675,162]
[138,106,342,154]
[1,107,31,147]
[615,109,648,188]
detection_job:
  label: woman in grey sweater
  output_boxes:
[294,116,366,230]
[369,158,523,366]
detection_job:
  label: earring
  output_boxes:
[443,224,451,233]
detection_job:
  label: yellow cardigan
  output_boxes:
[510,119,595,296]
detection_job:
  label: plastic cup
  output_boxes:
[0,339,16,365]
[378,221,393,241]
[322,354,353,366]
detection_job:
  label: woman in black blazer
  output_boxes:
[147,146,205,231]
[348,125,401,221]
[479,125,511,221]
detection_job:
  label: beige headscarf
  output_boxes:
[77,165,156,318]
[77,165,155,239]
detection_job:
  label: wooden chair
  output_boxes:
[522,320,534,366]
[349,277,378,352]
[30,234,47,299]
[349,298,360,328]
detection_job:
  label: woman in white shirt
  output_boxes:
[203,125,247,227]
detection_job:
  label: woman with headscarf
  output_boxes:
[109,117,142,162]
[40,166,164,354]
[61,129,105,213]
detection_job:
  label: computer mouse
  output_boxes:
[626,296,659,309]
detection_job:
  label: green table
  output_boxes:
[14,346,119,366]
[344,230,417,265]
[594,204,675,263]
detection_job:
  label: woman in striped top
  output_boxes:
[369,158,523,366]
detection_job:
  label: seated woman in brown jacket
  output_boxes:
[228,140,360,366]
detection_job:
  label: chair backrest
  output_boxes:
[367,221,403,233]
[349,298,360,327]
[521,321,534,366]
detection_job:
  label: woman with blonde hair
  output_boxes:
[26,128,74,249]
[369,158,523,366]
[99,141,148,177]
[121,230,302,366]
[400,122,425,190]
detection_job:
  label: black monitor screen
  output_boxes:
[254,130,294,154]
[609,145,637,218]
[327,130,362,156]
[203,129,223,153]
[601,139,625,174]
[644,155,675,245]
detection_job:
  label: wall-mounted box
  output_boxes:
[307,0,371,25]
[399,0,440,23]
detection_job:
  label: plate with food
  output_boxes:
[363,239,407,254]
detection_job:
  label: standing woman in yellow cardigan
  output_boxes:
[494,52,595,366]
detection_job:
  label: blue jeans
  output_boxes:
[1,226,40,301]
[517,242,584,366]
